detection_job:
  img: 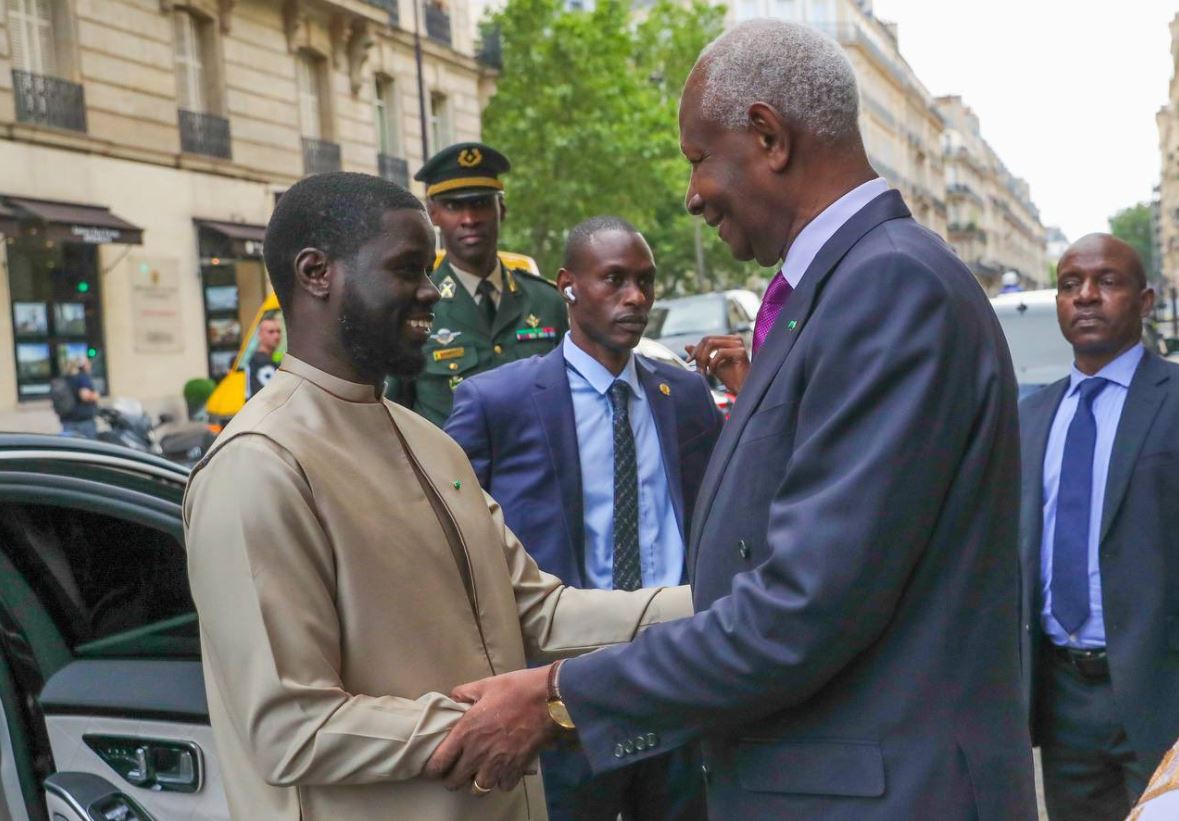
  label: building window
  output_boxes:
[374,76,402,157]
[9,0,57,75]
[771,0,797,19]
[173,10,208,113]
[428,92,452,155]
[296,50,328,139]
[7,236,106,400]
[736,0,759,21]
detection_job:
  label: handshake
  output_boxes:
[424,663,565,795]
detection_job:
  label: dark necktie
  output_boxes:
[608,380,641,591]
[752,270,793,356]
[476,279,497,327]
[1051,377,1109,636]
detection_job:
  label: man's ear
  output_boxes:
[498,196,507,223]
[294,248,332,300]
[556,268,573,293]
[748,101,790,173]
[426,198,442,226]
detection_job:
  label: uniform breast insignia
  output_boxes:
[433,346,466,361]
[504,269,519,294]
[526,314,541,328]
[438,277,457,299]
[516,326,558,342]
[429,328,462,345]
[448,375,464,391]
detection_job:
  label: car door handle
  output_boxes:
[84,735,203,793]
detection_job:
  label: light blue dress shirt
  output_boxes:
[563,334,685,589]
[1040,343,1144,648]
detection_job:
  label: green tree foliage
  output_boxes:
[483,0,769,294]
[1108,202,1155,278]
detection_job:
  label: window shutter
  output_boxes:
[297,54,321,139]
[11,0,57,75]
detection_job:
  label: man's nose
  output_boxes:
[621,281,644,305]
[685,185,704,216]
[419,277,442,306]
[1077,278,1100,301]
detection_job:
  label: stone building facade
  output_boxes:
[937,95,1047,294]
[1157,12,1179,290]
[0,0,491,429]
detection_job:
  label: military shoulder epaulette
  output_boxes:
[511,268,559,289]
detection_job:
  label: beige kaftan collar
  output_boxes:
[280,355,383,403]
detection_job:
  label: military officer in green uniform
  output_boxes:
[386,142,569,427]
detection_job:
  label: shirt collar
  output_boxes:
[780,177,890,288]
[280,354,383,403]
[1066,343,1144,395]
[450,260,504,299]
[562,333,643,400]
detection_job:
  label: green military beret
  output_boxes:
[415,142,511,200]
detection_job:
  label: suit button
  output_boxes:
[647,732,658,748]
[635,736,647,751]
[449,363,459,371]
[1025,623,1031,633]
[737,539,750,560]
[614,744,625,759]
[624,740,635,755]
[701,764,711,784]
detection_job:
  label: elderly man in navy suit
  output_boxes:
[445,216,720,821]
[1018,234,1179,820]
[425,20,1036,820]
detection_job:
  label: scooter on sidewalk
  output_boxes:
[96,398,217,468]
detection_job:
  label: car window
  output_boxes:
[0,503,197,658]
[992,301,1074,391]
[655,298,725,337]
[726,298,751,328]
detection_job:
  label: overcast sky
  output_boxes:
[871,0,1177,242]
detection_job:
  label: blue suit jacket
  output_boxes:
[556,191,1037,820]
[445,345,723,587]
[1019,352,1179,773]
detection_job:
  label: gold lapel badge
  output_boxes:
[439,277,457,299]
[659,383,671,396]
[526,314,541,328]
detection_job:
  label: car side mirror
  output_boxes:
[1166,338,1179,355]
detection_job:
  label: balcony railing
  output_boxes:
[478,26,502,69]
[302,138,342,175]
[379,153,410,187]
[364,0,399,26]
[179,110,232,159]
[12,70,86,132]
[425,4,452,45]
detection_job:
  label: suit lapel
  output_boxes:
[636,357,685,538]
[1100,354,1169,542]
[1020,379,1068,597]
[533,346,586,579]
[689,191,913,558]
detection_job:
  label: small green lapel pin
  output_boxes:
[786,319,798,330]
[452,480,462,490]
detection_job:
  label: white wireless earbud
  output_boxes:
[563,286,577,303]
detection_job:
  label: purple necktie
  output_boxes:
[751,271,793,356]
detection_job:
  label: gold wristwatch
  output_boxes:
[546,660,576,730]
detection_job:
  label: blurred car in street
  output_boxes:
[990,289,1165,399]
[0,435,230,820]
[644,290,761,361]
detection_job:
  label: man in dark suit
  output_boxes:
[1018,233,1179,819]
[424,20,1036,819]
[445,217,720,821]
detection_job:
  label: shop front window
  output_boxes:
[7,234,106,400]
[198,226,269,379]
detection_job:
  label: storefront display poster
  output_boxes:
[54,302,88,336]
[13,302,48,336]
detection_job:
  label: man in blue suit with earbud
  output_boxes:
[445,216,721,821]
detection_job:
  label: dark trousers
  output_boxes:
[541,742,706,821]
[1039,647,1153,821]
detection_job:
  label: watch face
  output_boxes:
[547,699,575,730]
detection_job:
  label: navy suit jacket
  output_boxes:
[1019,352,1179,772]
[444,345,723,588]
[556,191,1037,820]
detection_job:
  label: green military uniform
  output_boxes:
[394,258,568,426]
[386,141,569,427]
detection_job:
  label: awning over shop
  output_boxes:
[0,202,19,236]
[0,195,143,245]
[195,219,266,258]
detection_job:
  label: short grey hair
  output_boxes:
[695,19,860,141]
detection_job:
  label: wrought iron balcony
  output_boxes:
[425,4,452,45]
[379,153,409,187]
[302,138,342,175]
[364,0,399,26]
[12,70,86,132]
[478,26,502,69]
[179,110,232,159]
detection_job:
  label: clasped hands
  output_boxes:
[423,664,562,794]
